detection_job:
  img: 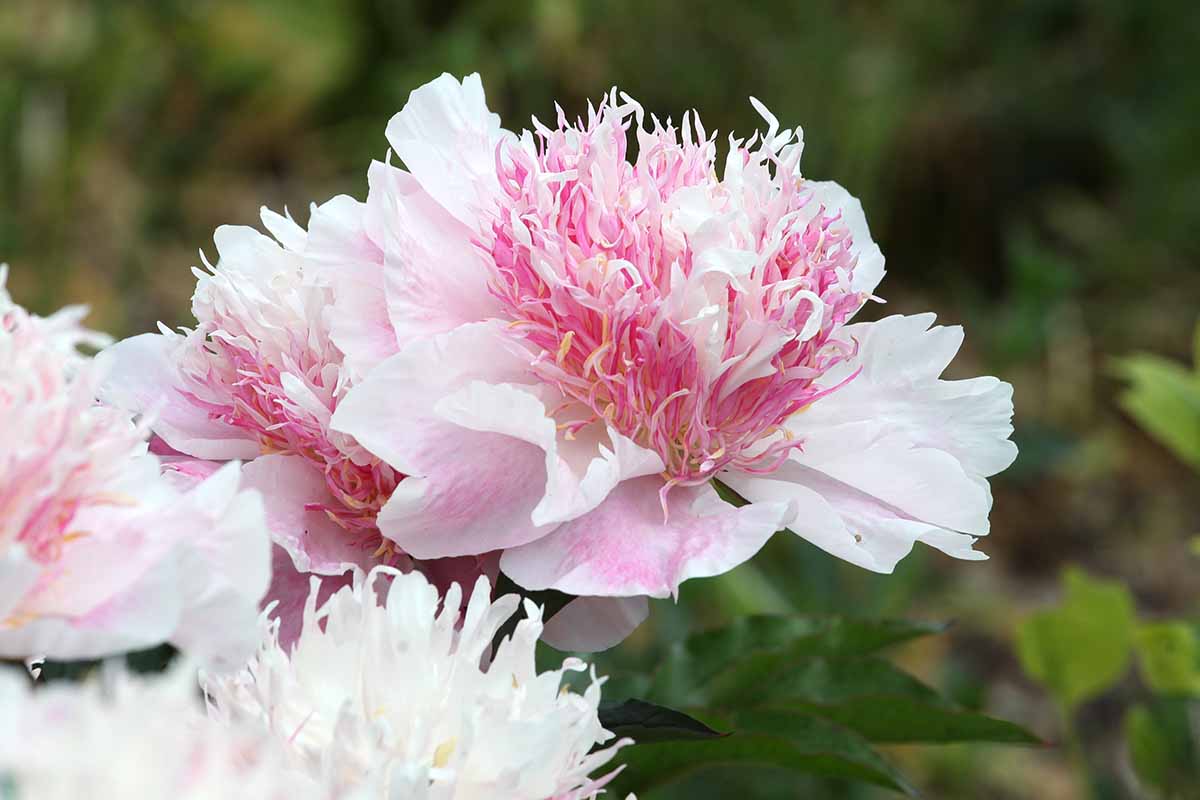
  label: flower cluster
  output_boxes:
[0,71,1014,798]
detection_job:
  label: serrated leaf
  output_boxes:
[610,711,916,797]
[650,615,945,707]
[598,699,726,743]
[1135,622,1200,695]
[1017,567,1135,711]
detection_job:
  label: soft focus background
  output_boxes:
[3,1,1198,797]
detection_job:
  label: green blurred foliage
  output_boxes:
[1113,320,1200,471]
[1019,568,1200,800]
[1017,567,1136,712]
[4,1,1200,797]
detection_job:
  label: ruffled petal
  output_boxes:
[332,323,555,558]
[726,313,1015,572]
[804,180,886,297]
[96,333,259,460]
[500,477,794,599]
[384,72,508,230]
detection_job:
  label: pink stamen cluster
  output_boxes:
[0,283,135,565]
[485,97,867,492]
[175,252,404,556]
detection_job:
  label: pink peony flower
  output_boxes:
[97,203,496,644]
[0,268,271,667]
[326,74,1017,649]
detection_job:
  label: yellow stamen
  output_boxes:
[556,331,575,364]
[433,738,457,768]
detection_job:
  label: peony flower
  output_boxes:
[0,663,329,799]
[0,267,271,667]
[202,567,629,799]
[96,205,497,644]
[327,74,1017,648]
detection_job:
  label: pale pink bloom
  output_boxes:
[0,268,272,666]
[329,74,1017,649]
[97,204,495,644]
[0,663,331,799]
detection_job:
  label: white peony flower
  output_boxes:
[0,663,328,799]
[203,567,629,799]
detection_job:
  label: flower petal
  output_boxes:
[96,332,259,460]
[805,179,886,297]
[501,477,794,599]
[541,595,650,653]
[366,161,500,348]
[725,313,1015,572]
[239,454,373,575]
[384,72,507,231]
[332,323,555,558]
[304,194,395,381]
[262,545,354,652]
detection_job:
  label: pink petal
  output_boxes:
[96,332,259,460]
[262,545,354,652]
[500,477,794,599]
[541,595,650,653]
[239,454,374,575]
[365,161,500,348]
[332,326,553,559]
[725,313,1016,573]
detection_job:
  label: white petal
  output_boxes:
[384,73,508,231]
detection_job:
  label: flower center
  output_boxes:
[485,99,866,488]
[181,335,400,551]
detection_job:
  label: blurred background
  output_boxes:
[2,1,1198,797]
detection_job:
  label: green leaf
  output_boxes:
[1135,622,1200,695]
[598,699,727,744]
[1017,568,1136,711]
[610,711,917,797]
[1126,699,1200,796]
[781,696,1042,744]
[1112,353,1200,470]
[706,652,945,709]
[1127,704,1173,794]
[650,615,945,707]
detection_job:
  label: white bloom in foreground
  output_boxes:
[0,266,271,667]
[0,664,327,799]
[203,567,628,799]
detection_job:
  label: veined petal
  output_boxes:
[332,323,555,558]
[501,477,794,599]
[725,313,1015,572]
